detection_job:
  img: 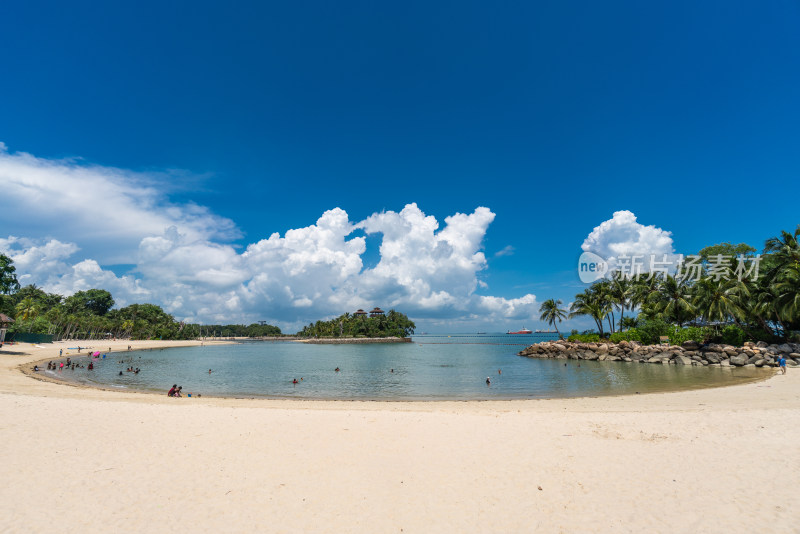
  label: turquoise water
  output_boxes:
[45,334,769,400]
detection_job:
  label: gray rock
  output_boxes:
[746,355,761,365]
[778,344,793,354]
[720,360,731,367]
[681,340,700,351]
[705,353,721,364]
[674,355,692,365]
[730,355,747,366]
[754,359,765,367]
[756,341,768,348]
[596,343,609,353]
[647,357,662,364]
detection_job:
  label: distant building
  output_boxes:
[354,309,368,317]
[369,307,385,318]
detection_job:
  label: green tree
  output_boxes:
[570,287,611,337]
[539,299,567,336]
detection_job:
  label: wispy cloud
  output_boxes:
[494,245,515,257]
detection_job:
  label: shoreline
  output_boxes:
[15,338,774,402]
[2,339,798,532]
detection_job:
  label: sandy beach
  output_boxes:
[1,339,798,533]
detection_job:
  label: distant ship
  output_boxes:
[535,329,557,333]
[506,327,533,334]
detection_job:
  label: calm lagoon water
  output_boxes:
[47,334,769,400]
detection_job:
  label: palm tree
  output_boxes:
[609,276,633,331]
[539,299,567,337]
[772,263,800,327]
[764,225,800,274]
[15,297,39,322]
[692,277,746,325]
[647,275,696,327]
[570,288,612,337]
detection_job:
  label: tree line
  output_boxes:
[538,225,800,345]
[0,264,282,340]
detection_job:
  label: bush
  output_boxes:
[720,324,747,346]
[665,325,711,345]
[609,329,643,343]
[635,318,671,345]
[567,333,600,342]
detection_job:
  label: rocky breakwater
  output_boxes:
[519,340,800,368]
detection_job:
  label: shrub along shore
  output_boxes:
[519,339,799,368]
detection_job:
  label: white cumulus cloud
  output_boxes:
[0,143,545,331]
[581,210,678,275]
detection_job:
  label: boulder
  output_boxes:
[705,353,721,364]
[720,360,731,367]
[583,351,599,361]
[730,355,747,366]
[596,343,609,354]
[553,343,567,351]
[778,344,794,354]
[647,357,662,364]
[623,357,632,362]
[598,354,607,361]
[746,355,761,365]
[674,355,692,365]
[756,341,768,348]
[754,359,766,367]
[681,340,700,351]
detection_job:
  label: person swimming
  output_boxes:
[486,377,491,385]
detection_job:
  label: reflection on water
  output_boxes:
[44,335,770,400]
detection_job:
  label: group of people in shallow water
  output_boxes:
[44,359,88,371]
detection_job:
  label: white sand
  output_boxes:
[1,339,798,533]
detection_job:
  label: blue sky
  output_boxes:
[1,1,799,332]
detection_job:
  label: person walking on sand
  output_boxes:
[778,356,787,374]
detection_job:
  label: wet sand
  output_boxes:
[1,339,798,533]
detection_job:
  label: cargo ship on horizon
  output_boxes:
[506,327,533,334]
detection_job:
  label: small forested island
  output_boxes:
[298,307,415,339]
